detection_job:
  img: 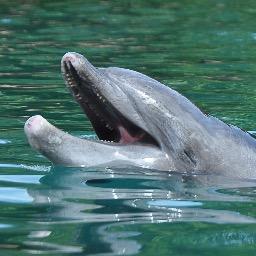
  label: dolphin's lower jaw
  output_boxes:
[24,115,170,169]
[61,53,158,147]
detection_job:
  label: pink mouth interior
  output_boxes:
[118,126,144,144]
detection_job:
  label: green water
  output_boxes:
[0,1,256,255]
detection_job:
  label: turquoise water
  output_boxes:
[0,1,256,255]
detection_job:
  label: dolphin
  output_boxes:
[24,52,256,178]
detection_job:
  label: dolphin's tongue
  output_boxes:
[118,126,144,144]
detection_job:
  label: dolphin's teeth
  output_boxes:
[64,62,116,141]
[65,72,77,88]
[95,90,106,103]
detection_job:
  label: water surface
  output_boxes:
[0,1,256,255]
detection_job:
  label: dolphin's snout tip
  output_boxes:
[62,52,83,64]
[61,52,87,69]
[24,115,46,136]
[25,115,43,127]
[24,115,48,151]
[62,52,76,63]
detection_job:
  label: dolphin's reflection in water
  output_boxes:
[25,166,255,255]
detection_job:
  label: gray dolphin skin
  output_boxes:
[24,115,169,170]
[24,52,256,179]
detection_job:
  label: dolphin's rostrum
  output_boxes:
[24,52,256,179]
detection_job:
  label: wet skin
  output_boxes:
[24,52,256,179]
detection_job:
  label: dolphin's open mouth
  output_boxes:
[62,54,159,147]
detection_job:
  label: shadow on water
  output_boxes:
[0,165,255,255]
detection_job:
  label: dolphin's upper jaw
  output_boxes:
[61,52,159,147]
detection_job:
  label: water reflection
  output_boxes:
[12,166,253,254]
[0,165,255,254]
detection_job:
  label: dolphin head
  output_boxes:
[61,52,213,171]
[24,52,256,178]
[24,50,173,169]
